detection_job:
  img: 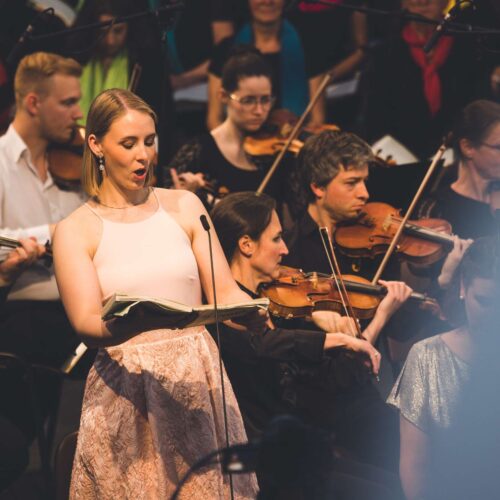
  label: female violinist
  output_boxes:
[210,191,413,475]
[167,48,284,205]
[419,100,500,240]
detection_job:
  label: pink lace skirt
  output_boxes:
[70,327,258,499]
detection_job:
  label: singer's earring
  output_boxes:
[98,156,105,172]
[459,293,464,300]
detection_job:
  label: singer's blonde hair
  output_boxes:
[14,52,82,106]
[82,88,157,197]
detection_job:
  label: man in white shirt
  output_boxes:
[0,51,85,300]
[0,52,85,440]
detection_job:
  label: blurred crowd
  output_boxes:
[1,0,499,162]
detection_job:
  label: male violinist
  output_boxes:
[282,130,436,472]
[284,129,469,310]
[0,52,85,442]
[285,130,379,278]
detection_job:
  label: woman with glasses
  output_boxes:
[419,100,500,240]
[167,48,284,207]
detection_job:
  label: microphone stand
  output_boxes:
[300,0,499,37]
[423,1,474,54]
[6,0,184,64]
[199,214,234,500]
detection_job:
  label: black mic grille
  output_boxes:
[200,214,210,232]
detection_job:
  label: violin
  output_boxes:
[259,266,440,321]
[0,235,52,264]
[244,109,339,157]
[47,125,86,192]
[334,202,454,265]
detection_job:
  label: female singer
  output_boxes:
[388,237,500,500]
[53,89,260,499]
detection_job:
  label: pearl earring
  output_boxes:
[98,156,105,172]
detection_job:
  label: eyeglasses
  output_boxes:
[480,142,500,152]
[227,93,275,109]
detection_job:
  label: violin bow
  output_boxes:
[319,226,363,339]
[371,136,451,285]
[0,235,24,251]
[256,72,333,194]
[0,235,52,255]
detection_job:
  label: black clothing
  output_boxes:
[209,281,399,471]
[171,0,237,72]
[419,185,498,240]
[367,35,477,159]
[0,301,78,439]
[282,210,401,470]
[287,0,361,73]
[169,133,260,191]
[208,283,326,439]
[0,414,28,491]
[167,133,283,204]
[0,285,11,308]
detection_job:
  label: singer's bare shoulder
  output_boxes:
[154,188,207,237]
[53,203,103,259]
[153,187,206,215]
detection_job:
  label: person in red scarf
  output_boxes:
[367,0,478,159]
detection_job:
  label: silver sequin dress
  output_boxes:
[387,335,469,432]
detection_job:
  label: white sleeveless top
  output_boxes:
[85,189,202,307]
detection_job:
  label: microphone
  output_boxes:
[423,0,473,54]
[199,214,234,500]
[200,213,210,232]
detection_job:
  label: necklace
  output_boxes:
[95,188,152,209]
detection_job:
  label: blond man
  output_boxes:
[0,53,85,440]
[0,51,85,300]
